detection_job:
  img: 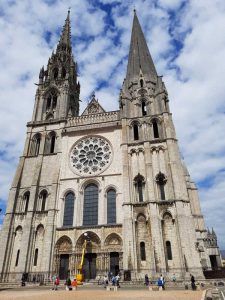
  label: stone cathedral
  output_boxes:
[0,11,221,283]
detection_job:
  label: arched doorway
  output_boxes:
[76,231,101,281]
[55,236,72,280]
[105,233,123,276]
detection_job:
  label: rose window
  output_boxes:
[70,136,112,176]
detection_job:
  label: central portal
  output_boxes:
[83,253,97,280]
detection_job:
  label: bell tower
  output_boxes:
[32,10,80,122]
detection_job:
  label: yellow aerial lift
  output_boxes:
[76,232,89,284]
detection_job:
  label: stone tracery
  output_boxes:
[70,136,112,176]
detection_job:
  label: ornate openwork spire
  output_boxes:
[57,10,72,53]
[125,11,157,84]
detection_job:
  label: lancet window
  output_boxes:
[133,123,139,140]
[152,119,159,138]
[63,192,75,227]
[45,90,57,115]
[29,133,41,156]
[83,184,98,226]
[44,131,56,154]
[156,172,167,200]
[107,189,116,224]
[134,174,145,202]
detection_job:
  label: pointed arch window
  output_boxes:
[39,190,47,212]
[29,133,41,156]
[133,123,139,140]
[83,184,98,226]
[166,241,172,260]
[23,191,30,213]
[15,249,20,267]
[63,192,75,227]
[156,172,167,200]
[152,120,159,138]
[44,132,56,154]
[140,242,146,261]
[134,174,145,202]
[45,90,57,116]
[34,248,38,266]
[142,101,147,116]
[107,189,116,224]
[140,79,144,88]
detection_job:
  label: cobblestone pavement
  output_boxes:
[0,288,204,300]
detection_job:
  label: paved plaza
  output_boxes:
[0,287,204,300]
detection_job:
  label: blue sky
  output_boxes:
[0,0,225,249]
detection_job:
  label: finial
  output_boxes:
[68,7,71,15]
[133,3,136,14]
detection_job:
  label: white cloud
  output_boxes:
[0,0,225,250]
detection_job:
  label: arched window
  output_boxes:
[34,248,38,266]
[44,132,56,154]
[15,249,20,267]
[50,134,56,153]
[134,174,145,202]
[83,184,98,226]
[53,68,58,79]
[29,134,41,156]
[63,192,75,227]
[156,173,166,200]
[166,241,172,260]
[45,90,57,116]
[35,135,41,155]
[40,190,47,211]
[140,242,146,261]
[107,189,116,224]
[133,124,139,140]
[142,101,147,116]
[152,120,159,138]
[23,191,30,213]
[140,79,144,87]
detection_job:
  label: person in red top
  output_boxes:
[54,276,60,291]
[72,278,78,290]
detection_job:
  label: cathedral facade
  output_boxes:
[0,11,221,283]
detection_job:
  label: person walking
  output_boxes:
[190,274,196,290]
[144,274,149,286]
[103,275,108,288]
[115,274,120,288]
[172,274,176,285]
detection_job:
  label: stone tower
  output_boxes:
[0,11,221,283]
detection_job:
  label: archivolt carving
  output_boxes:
[55,235,72,252]
[76,231,101,251]
[104,233,122,246]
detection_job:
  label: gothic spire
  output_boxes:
[125,10,157,84]
[57,9,72,53]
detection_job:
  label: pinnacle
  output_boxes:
[57,10,72,52]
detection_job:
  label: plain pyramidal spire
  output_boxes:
[57,9,72,51]
[126,10,157,84]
